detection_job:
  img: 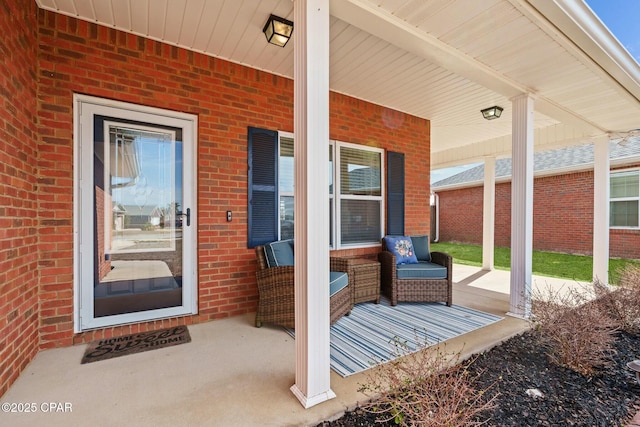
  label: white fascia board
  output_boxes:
[610,155,640,169]
[432,181,485,192]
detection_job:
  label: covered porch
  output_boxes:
[2,0,640,412]
[3,266,585,426]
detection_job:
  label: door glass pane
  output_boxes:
[94,119,183,317]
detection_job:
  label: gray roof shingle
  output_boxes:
[432,137,640,188]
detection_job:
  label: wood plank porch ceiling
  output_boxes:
[36,0,640,169]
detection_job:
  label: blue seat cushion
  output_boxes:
[329,271,349,296]
[396,261,447,279]
[264,240,294,267]
[410,235,431,262]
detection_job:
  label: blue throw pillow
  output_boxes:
[384,236,418,265]
[411,235,431,262]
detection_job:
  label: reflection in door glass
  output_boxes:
[93,120,183,317]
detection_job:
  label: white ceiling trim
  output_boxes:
[329,0,528,98]
[34,0,640,169]
[534,96,602,136]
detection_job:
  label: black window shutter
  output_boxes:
[248,127,278,248]
[387,151,405,236]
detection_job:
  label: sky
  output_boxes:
[584,0,640,63]
[431,1,640,185]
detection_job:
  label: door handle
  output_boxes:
[177,208,191,227]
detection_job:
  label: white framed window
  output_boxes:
[610,169,640,228]
[275,136,384,248]
[334,141,384,248]
[278,133,294,240]
[329,141,335,248]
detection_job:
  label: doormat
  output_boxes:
[81,326,191,364]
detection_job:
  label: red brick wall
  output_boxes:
[0,0,40,397]
[329,94,431,240]
[534,172,594,253]
[494,182,512,247]
[436,187,483,244]
[611,229,640,259]
[436,168,640,259]
[35,11,430,348]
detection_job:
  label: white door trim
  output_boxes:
[73,94,198,332]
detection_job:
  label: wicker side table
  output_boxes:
[348,258,381,305]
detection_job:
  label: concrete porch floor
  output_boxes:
[1,265,587,427]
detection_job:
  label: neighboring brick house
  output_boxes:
[1,3,431,396]
[432,139,640,259]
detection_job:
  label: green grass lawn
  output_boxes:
[430,241,640,285]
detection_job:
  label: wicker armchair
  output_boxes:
[254,245,352,328]
[379,237,452,306]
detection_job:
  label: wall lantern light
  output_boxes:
[481,106,504,120]
[263,14,294,47]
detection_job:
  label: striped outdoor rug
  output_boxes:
[288,298,503,377]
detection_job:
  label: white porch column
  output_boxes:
[509,94,535,318]
[482,156,496,270]
[291,0,334,408]
[592,135,610,285]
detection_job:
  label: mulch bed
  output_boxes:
[318,330,640,426]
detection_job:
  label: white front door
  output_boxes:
[74,95,198,331]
